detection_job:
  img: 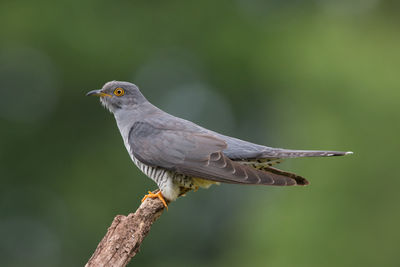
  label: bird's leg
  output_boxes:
[141,190,168,210]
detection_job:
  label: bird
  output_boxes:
[87,81,352,209]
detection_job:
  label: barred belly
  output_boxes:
[131,157,218,201]
[131,157,195,200]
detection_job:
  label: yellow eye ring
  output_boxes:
[114,87,125,96]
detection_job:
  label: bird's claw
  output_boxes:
[141,191,168,210]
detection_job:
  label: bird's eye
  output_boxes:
[114,87,125,96]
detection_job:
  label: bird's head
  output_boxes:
[86,81,146,113]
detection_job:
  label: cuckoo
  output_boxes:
[87,81,352,208]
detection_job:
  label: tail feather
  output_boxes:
[259,149,353,159]
[231,149,352,186]
[237,158,284,168]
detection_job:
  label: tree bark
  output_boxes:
[85,192,166,267]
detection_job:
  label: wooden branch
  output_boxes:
[85,192,166,267]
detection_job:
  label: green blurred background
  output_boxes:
[1,0,399,266]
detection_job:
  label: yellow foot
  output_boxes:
[141,191,168,210]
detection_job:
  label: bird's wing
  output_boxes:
[128,121,307,186]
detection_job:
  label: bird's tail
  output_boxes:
[261,149,353,159]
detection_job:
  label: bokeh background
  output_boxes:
[1,0,399,266]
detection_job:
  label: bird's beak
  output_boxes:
[86,89,112,97]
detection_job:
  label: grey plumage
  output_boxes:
[128,120,308,186]
[87,81,352,201]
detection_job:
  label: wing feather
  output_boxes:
[128,121,307,186]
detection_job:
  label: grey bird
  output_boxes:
[87,81,352,208]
